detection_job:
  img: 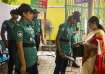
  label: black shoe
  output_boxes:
[72,62,80,68]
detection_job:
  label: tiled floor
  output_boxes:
[38,51,81,74]
[0,51,81,74]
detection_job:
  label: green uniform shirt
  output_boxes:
[76,22,84,32]
[33,18,41,35]
[14,19,37,69]
[58,23,77,55]
[1,19,17,40]
[76,22,83,41]
[71,33,81,44]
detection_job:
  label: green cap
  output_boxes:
[33,9,40,14]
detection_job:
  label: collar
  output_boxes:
[9,19,17,24]
[20,18,33,26]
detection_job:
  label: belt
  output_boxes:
[23,43,35,47]
[8,40,16,43]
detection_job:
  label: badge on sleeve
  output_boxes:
[30,37,33,41]
[17,31,23,37]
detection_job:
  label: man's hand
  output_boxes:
[20,64,26,74]
[75,44,80,47]
[59,51,65,58]
[17,42,26,74]
[42,38,46,45]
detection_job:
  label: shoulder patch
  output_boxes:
[17,31,23,37]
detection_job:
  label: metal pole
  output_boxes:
[65,0,67,20]
[96,0,100,16]
[87,0,93,33]
[88,0,93,19]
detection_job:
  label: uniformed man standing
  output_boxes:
[14,4,38,74]
[1,9,18,74]
[33,9,44,51]
[54,16,77,74]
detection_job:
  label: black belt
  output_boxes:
[23,43,35,47]
[7,40,16,43]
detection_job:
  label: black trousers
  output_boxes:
[8,41,16,74]
[15,63,38,74]
[8,49,16,74]
[35,34,40,51]
[54,56,68,74]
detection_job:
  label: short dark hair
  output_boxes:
[10,9,18,15]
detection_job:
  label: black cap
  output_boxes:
[33,9,39,14]
[72,11,81,22]
[10,9,18,15]
[18,3,33,16]
[72,11,80,16]
[67,16,76,21]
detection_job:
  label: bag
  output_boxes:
[72,42,84,57]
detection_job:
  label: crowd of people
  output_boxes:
[0,3,105,74]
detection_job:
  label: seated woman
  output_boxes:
[82,16,105,74]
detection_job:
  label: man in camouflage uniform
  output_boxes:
[1,9,18,74]
[33,9,43,51]
[54,16,77,74]
[14,4,38,74]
